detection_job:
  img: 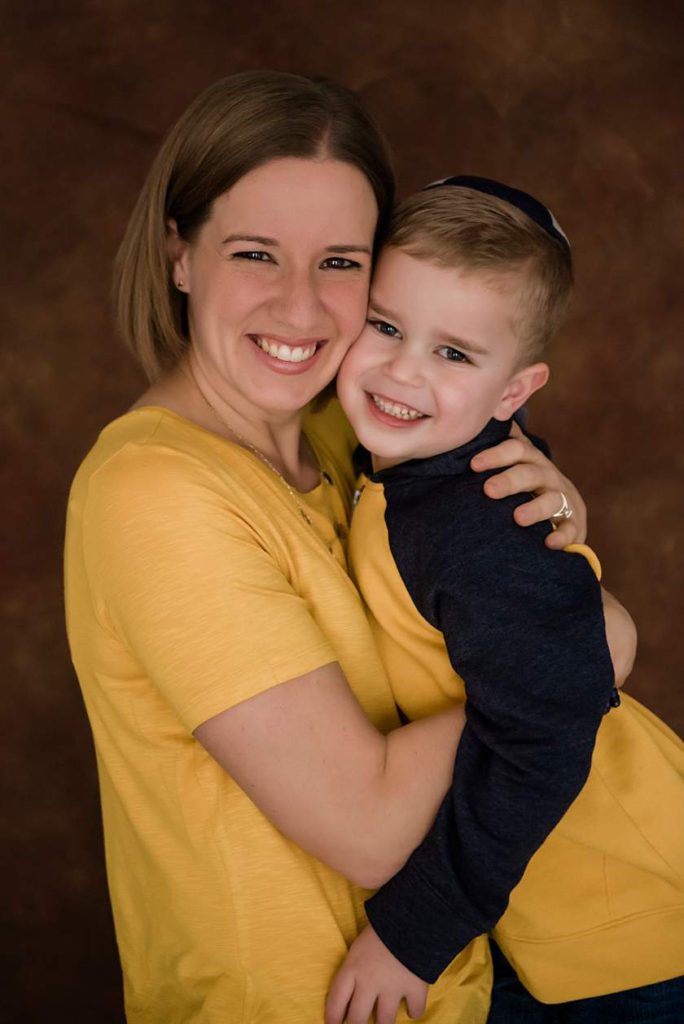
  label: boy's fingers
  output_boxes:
[346,986,376,1024]
[375,993,403,1024]
[405,983,429,1019]
[325,971,356,1024]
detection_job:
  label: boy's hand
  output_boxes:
[471,421,587,549]
[325,924,429,1024]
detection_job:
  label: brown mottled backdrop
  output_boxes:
[3,1,683,1019]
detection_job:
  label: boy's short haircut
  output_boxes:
[386,185,574,363]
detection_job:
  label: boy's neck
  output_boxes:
[369,417,508,474]
[371,453,408,472]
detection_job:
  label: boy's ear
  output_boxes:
[166,218,190,290]
[493,362,550,420]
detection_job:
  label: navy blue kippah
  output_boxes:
[424,174,570,252]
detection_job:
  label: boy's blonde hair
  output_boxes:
[386,185,573,362]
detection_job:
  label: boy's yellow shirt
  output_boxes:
[350,473,684,1002]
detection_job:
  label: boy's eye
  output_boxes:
[232,250,274,262]
[436,345,469,363]
[368,318,401,338]
[321,256,362,270]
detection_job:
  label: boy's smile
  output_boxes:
[336,247,548,470]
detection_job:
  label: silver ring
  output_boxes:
[551,491,573,522]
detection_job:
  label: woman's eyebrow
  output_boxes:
[324,244,372,255]
[221,234,278,246]
[219,235,371,255]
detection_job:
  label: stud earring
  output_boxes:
[176,280,184,290]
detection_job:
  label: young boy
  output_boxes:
[327,178,684,1022]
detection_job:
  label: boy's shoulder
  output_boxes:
[376,417,553,563]
[380,458,601,639]
[388,468,548,572]
[380,446,547,544]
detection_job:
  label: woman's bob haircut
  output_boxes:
[115,70,395,380]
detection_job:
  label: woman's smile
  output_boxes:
[249,333,327,372]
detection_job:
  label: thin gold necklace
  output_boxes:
[186,365,318,528]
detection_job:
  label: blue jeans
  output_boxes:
[487,941,684,1023]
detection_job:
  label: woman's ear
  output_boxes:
[494,362,550,420]
[167,218,190,291]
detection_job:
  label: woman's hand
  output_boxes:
[470,422,587,549]
[325,925,428,1024]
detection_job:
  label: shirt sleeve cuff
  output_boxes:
[365,864,480,983]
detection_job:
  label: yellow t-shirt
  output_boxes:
[64,401,491,1023]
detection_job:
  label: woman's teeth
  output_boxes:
[371,394,425,421]
[253,336,317,362]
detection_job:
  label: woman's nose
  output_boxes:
[271,268,325,333]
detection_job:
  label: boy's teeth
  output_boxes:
[371,394,425,421]
[254,336,317,362]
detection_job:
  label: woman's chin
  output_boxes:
[243,346,343,412]
[248,377,335,416]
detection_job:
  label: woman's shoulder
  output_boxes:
[69,406,249,514]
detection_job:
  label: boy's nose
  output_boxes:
[385,348,425,387]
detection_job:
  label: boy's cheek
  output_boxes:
[337,340,369,389]
[335,359,358,416]
[346,328,381,371]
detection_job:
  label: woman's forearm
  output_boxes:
[195,662,465,888]
[353,706,465,887]
[601,586,637,687]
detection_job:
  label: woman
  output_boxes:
[65,71,599,1023]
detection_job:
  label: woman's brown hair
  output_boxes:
[114,70,395,380]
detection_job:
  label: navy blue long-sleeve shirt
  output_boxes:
[358,418,616,982]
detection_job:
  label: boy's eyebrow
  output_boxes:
[220,235,371,254]
[369,301,491,356]
[368,300,400,320]
[437,330,490,356]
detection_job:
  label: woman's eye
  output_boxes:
[232,251,274,262]
[321,256,361,270]
[368,318,401,338]
[436,345,469,363]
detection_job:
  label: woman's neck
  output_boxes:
[130,359,318,490]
